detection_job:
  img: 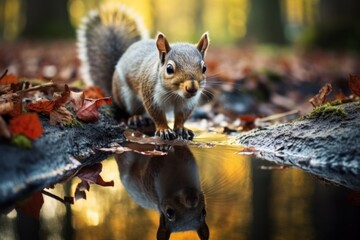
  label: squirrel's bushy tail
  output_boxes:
[77,5,148,95]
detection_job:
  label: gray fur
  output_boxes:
[77,6,148,96]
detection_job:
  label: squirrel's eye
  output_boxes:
[166,63,175,75]
[166,208,176,221]
[201,62,207,74]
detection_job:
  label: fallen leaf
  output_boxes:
[349,74,360,97]
[53,84,70,109]
[335,89,347,100]
[16,192,44,218]
[0,116,11,139]
[75,180,90,200]
[26,100,55,114]
[0,73,18,85]
[9,113,43,140]
[26,85,71,114]
[76,163,114,187]
[309,83,332,107]
[84,86,105,99]
[49,106,73,125]
[0,101,14,115]
[76,97,112,122]
[99,144,168,156]
[69,90,85,110]
[236,146,258,155]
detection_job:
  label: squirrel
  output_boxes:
[116,144,209,240]
[77,5,209,140]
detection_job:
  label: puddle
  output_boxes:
[1,132,360,240]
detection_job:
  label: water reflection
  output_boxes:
[1,142,360,239]
[116,144,209,240]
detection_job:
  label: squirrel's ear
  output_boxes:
[196,32,209,58]
[156,32,171,65]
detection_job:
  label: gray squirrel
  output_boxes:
[115,144,209,240]
[77,5,209,140]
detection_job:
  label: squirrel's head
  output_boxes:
[156,32,210,100]
[157,188,209,240]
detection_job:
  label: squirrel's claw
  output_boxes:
[155,128,176,140]
[174,127,194,140]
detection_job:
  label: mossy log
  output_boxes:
[0,112,125,207]
[237,102,360,191]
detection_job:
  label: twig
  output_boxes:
[0,69,8,81]
[17,82,57,94]
[257,109,300,123]
[41,189,73,205]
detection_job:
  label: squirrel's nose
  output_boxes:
[185,86,197,95]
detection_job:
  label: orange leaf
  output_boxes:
[16,192,44,218]
[95,96,112,107]
[10,96,23,117]
[349,74,360,97]
[9,113,43,140]
[309,83,332,108]
[0,74,18,85]
[84,86,105,99]
[26,100,55,114]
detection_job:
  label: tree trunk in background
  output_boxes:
[310,0,360,51]
[246,0,287,45]
[21,0,74,39]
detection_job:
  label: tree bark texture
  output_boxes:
[0,112,125,207]
[237,102,360,191]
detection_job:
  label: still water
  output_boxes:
[1,133,360,240]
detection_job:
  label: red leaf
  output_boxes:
[54,84,70,109]
[309,83,332,108]
[84,86,105,99]
[76,97,112,123]
[16,192,44,218]
[349,74,360,97]
[9,113,43,140]
[0,74,18,85]
[26,100,55,114]
[76,163,114,187]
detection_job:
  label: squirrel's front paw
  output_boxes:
[174,127,194,140]
[155,128,176,140]
[127,115,152,127]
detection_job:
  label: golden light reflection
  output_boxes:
[190,145,253,240]
[270,168,315,240]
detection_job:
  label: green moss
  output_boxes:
[64,119,84,128]
[304,103,347,120]
[11,135,32,148]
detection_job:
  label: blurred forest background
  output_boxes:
[0,0,359,51]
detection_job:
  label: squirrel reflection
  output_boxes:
[115,144,209,240]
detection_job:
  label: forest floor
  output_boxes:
[1,40,360,213]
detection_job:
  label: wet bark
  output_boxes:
[237,102,360,191]
[0,111,125,207]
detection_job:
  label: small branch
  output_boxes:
[41,189,73,205]
[0,69,8,81]
[17,82,57,94]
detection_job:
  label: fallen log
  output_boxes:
[237,101,360,191]
[0,111,125,207]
